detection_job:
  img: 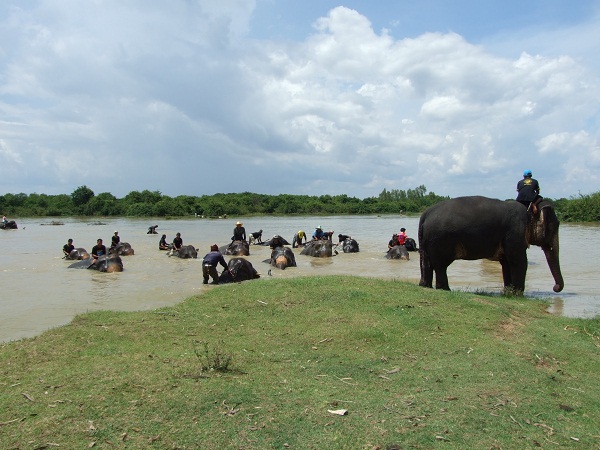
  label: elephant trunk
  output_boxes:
[543,234,564,293]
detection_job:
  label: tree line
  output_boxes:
[0,185,598,222]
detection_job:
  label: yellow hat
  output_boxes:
[236,221,243,225]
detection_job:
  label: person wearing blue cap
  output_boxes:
[516,169,541,212]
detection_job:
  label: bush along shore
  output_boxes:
[1,276,599,448]
[3,186,600,221]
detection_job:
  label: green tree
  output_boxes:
[71,186,95,208]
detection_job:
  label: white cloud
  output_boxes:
[0,2,599,200]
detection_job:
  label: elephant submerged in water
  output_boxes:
[265,246,297,269]
[386,245,409,260]
[300,240,337,257]
[218,257,260,283]
[1,220,18,230]
[65,248,90,260]
[109,242,134,256]
[339,238,359,253]
[68,254,124,272]
[404,238,418,252]
[418,196,563,294]
[222,240,250,256]
[168,245,198,259]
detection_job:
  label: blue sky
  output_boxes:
[1,1,599,200]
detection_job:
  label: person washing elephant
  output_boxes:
[202,244,232,285]
[516,169,542,213]
[63,238,75,257]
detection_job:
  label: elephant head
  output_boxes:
[525,200,564,293]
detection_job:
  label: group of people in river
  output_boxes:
[62,230,123,261]
[59,169,541,281]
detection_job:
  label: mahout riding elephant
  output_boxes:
[404,238,418,252]
[386,245,409,260]
[260,236,290,247]
[0,220,18,230]
[265,246,297,269]
[109,242,134,256]
[218,257,260,283]
[300,240,336,257]
[67,254,124,272]
[340,238,359,253]
[65,248,90,260]
[222,240,250,256]
[418,196,563,294]
[168,245,198,259]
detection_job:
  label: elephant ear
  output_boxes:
[527,202,554,247]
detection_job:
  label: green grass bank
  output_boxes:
[1,276,599,449]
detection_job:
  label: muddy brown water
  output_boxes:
[1,216,598,342]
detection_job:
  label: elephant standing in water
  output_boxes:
[418,196,563,294]
[266,246,297,269]
[219,257,260,283]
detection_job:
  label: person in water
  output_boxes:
[201,244,231,285]
[159,234,169,250]
[91,238,107,260]
[172,232,183,250]
[63,238,75,257]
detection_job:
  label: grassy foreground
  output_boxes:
[1,277,599,449]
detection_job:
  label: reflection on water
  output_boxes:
[0,216,598,342]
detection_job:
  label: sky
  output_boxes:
[1,1,599,201]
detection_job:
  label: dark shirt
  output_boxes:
[202,251,228,269]
[173,236,183,250]
[91,244,107,258]
[516,177,540,203]
[338,234,351,243]
[159,237,168,249]
[63,244,74,256]
[233,226,246,241]
[111,235,120,247]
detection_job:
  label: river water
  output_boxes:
[1,215,598,342]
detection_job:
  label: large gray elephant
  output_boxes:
[168,245,198,259]
[265,246,297,269]
[68,255,124,272]
[109,242,134,256]
[386,245,409,260]
[418,196,563,294]
[218,257,260,283]
[300,240,336,257]
[65,248,90,260]
[222,240,250,256]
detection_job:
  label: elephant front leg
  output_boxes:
[500,253,527,294]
